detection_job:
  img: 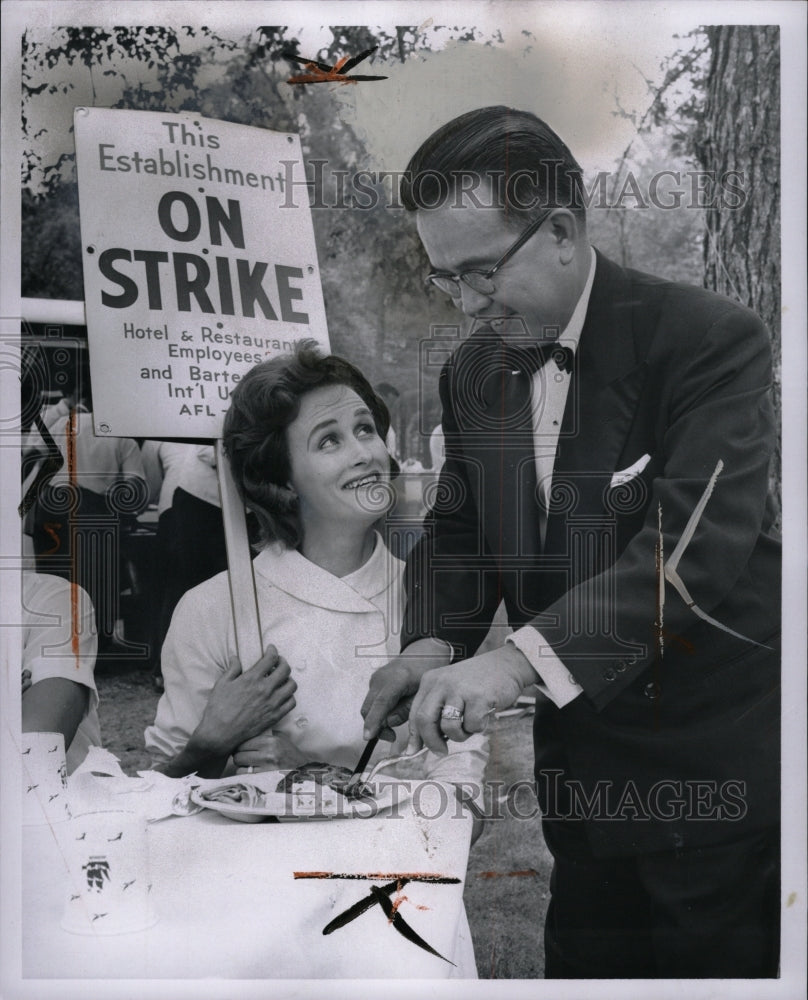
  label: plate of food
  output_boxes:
[190,762,411,823]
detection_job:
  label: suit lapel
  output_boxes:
[455,332,542,563]
[453,253,655,567]
[544,252,651,554]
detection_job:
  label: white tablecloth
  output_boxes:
[22,794,474,979]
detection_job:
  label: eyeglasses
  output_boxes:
[425,208,554,297]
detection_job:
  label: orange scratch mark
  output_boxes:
[659,628,696,655]
[389,892,407,920]
[389,888,431,919]
[655,501,664,661]
[66,411,80,666]
[42,522,62,555]
[293,871,459,883]
[477,869,540,879]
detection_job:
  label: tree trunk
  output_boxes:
[694,26,781,514]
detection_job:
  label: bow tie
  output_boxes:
[499,339,574,376]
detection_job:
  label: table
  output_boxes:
[22,796,474,979]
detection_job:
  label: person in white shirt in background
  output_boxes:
[22,571,101,773]
[429,423,445,474]
[27,367,147,655]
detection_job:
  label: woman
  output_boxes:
[145,342,487,794]
[145,344,485,976]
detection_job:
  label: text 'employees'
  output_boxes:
[92,190,311,321]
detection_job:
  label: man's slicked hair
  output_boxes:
[400,106,585,224]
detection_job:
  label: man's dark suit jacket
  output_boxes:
[402,250,781,858]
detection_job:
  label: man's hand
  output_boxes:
[407,644,539,755]
[361,637,452,741]
[193,646,297,758]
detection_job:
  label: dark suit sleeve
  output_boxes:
[537,300,778,710]
[401,360,502,660]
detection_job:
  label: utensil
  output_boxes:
[344,736,379,792]
[363,745,428,783]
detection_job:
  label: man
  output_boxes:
[362,107,780,978]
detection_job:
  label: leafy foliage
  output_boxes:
[22,27,230,190]
[21,183,83,299]
[20,23,464,458]
[586,129,705,284]
[24,24,763,465]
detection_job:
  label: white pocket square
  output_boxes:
[610,453,652,489]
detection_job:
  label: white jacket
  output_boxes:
[145,535,487,786]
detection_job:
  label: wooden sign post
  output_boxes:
[214,439,264,669]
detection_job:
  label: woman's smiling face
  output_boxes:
[285,383,393,535]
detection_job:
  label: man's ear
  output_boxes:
[549,210,579,264]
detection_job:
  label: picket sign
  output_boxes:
[72,109,329,439]
[54,109,332,682]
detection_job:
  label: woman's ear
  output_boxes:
[272,483,299,514]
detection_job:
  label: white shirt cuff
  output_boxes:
[506,627,583,708]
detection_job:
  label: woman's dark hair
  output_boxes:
[400,105,585,224]
[223,340,393,549]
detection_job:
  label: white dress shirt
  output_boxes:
[176,444,221,508]
[505,247,597,708]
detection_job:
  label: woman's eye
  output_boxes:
[317,433,339,449]
[356,423,376,438]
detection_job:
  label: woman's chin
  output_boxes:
[348,480,396,519]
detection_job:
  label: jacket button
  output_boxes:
[643,682,659,700]
[602,666,616,682]
[615,660,627,673]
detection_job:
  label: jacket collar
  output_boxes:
[543,251,653,549]
[252,532,401,613]
[575,249,643,388]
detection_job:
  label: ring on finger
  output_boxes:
[440,704,464,721]
[246,766,255,774]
